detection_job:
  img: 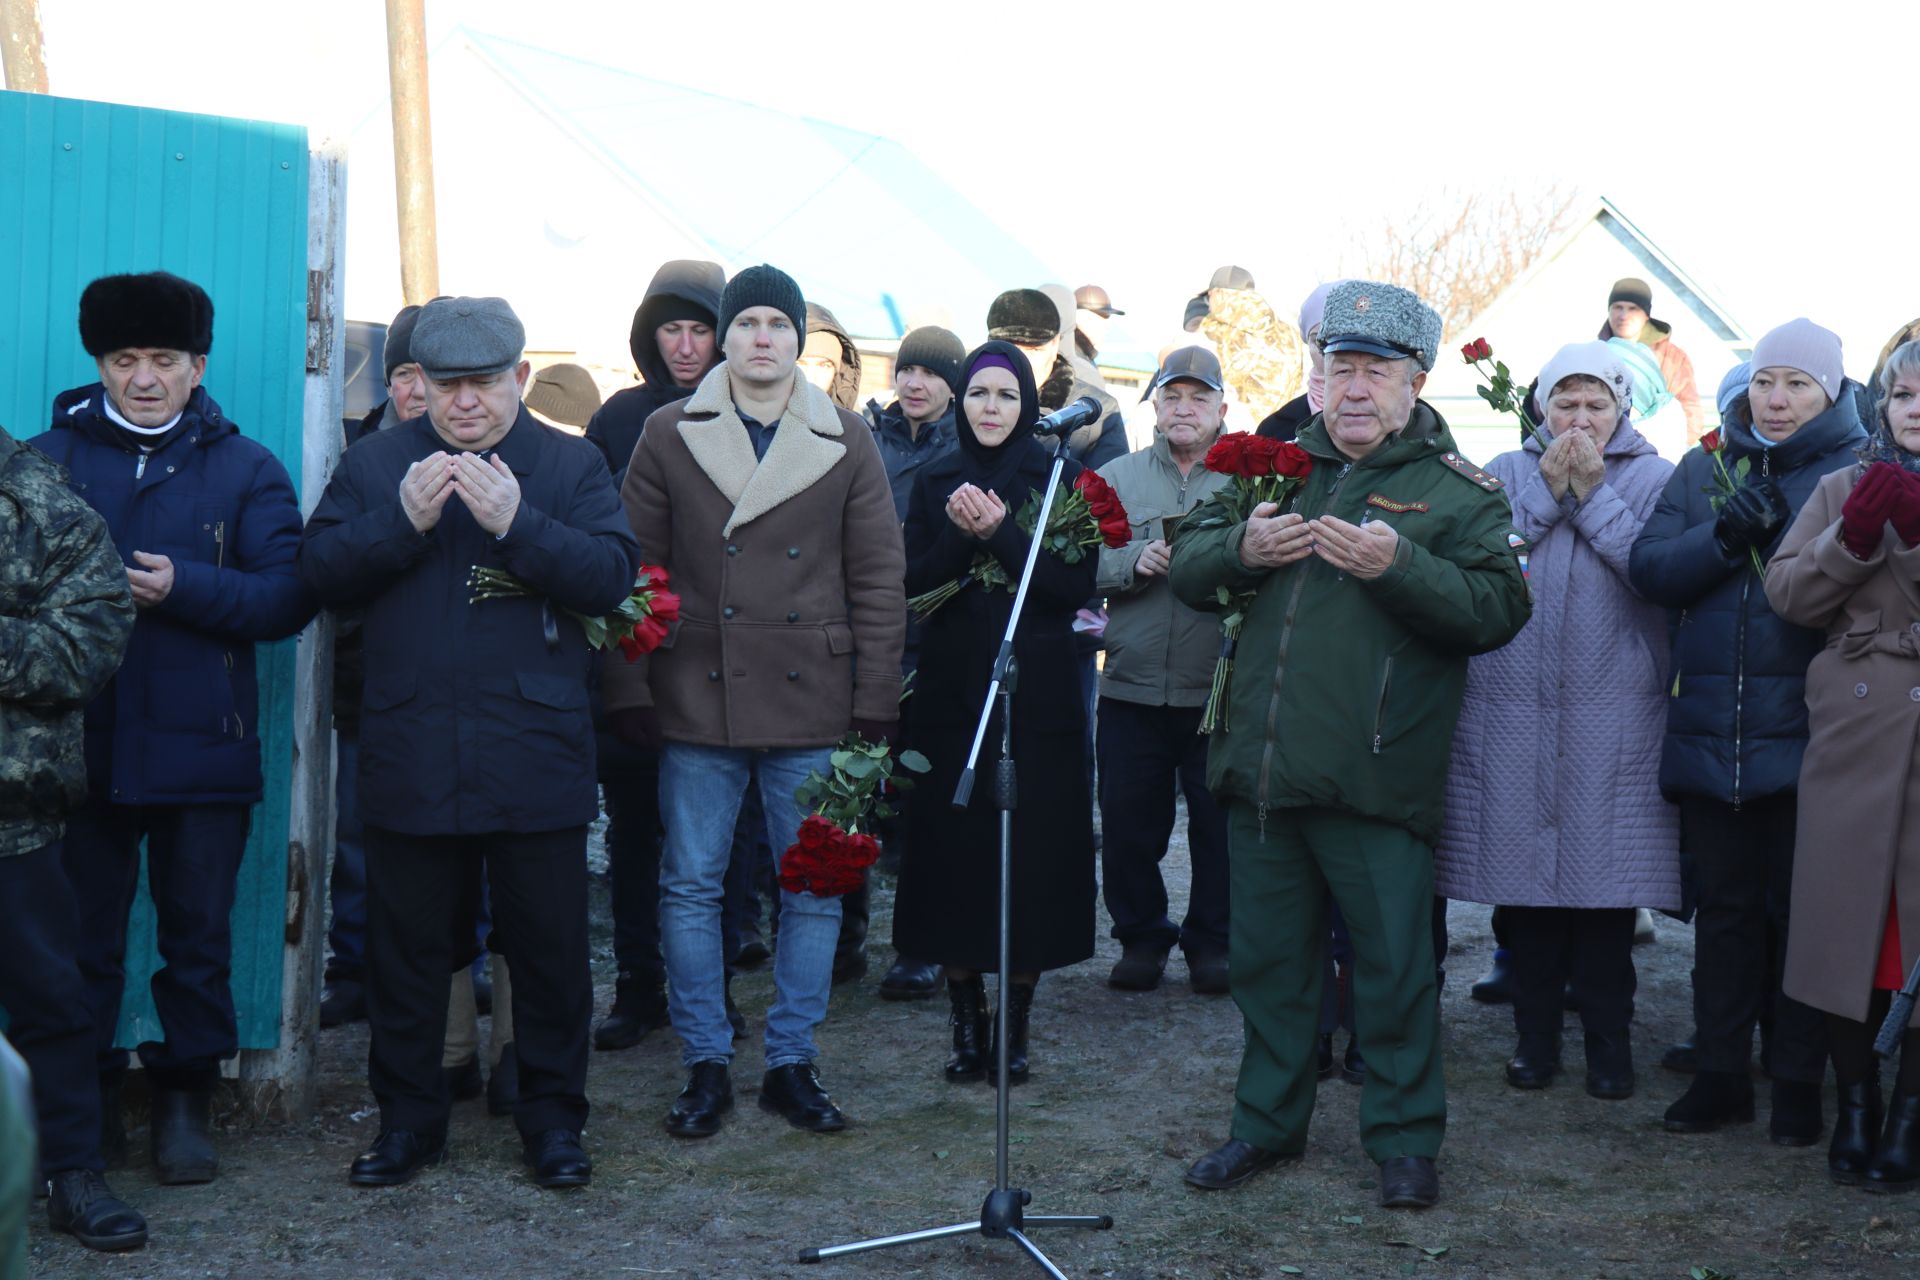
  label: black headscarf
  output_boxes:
[953,340,1043,500]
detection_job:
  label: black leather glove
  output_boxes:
[1714,477,1790,555]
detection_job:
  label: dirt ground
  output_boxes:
[27,810,1920,1280]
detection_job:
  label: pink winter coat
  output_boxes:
[1435,419,1681,909]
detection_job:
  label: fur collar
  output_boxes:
[678,364,847,536]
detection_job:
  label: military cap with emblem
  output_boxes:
[1141,346,1224,401]
[410,296,527,380]
[1319,280,1444,372]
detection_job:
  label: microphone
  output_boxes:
[1032,396,1103,438]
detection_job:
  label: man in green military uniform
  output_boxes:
[1170,281,1530,1209]
[0,423,145,1250]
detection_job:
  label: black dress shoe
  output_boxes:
[348,1130,446,1186]
[832,947,869,986]
[595,973,669,1051]
[1470,950,1512,1004]
[1341,1038,1366,1086]
[733,928,772,969]
[1377,1155,1439,1208]
[878,956,943,1001]
[1664,1070,1755,1132]
[664,1061,733,1138]
[319,977,367,1028]
[1583,1030,1635,1100]
[443,1055,483,1103]
[1770,1078,1824,1147]
[46,1169,147,1252]
[1505,1034,1561,1090]
[487,1043,518,1117]
[522,1128,591,1188]
[1183,1138,1287,1190]
[760,1063,847,1132]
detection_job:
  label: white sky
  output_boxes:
[32,0,1920,371]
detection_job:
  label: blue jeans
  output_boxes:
[658,743,840,1069]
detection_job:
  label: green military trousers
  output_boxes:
[1226,803,1444,1163]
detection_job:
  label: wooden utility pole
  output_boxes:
[385,0,439,302]
[1,0,50,94]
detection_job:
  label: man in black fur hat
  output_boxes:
[32,271,313,1188]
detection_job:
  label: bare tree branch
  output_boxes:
[1342,185,1581,340]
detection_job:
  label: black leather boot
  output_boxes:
[1584,1029,1634,1100]
[594,971,669,1051]
[1505,1031,1561,1090]
[46,1169,147,1251]
[1830,1080,1882,1185]
[1770,1078,1824,1147]
[987,981,1033,1086]
[150,1088,218,1185]
[943,975,990,1083]
[1867,1094,1920,1192]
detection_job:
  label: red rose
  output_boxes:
[1461,337,1492,363]
[646,589,681,623]
[1700,429,1723,454]
[843,832,881,869]
[1272,443,1314,479]
[638,563,670,590]
[634,614,670,651]
[1241,437,1284,477]
[797,815,840,853]
[1203,433,1250,475]
[616,631,645,663]
[1098,514,1131,548]
[778,841,823,894]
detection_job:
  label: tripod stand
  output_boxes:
[800,437,1113,1276]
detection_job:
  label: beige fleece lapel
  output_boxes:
[678,366,847,536]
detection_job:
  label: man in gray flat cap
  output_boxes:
[301,296,640,1190]
[1171,281,1530,1209]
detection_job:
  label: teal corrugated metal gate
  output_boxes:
[0,89,309,1053]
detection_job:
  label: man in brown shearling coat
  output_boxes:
[606,265,905,1138]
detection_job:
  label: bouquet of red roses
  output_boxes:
[906,469,1130,621]
[779,734,931,898]
[468,562,681,660]
[1186,433,1313,733]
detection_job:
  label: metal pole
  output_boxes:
[0,0,50,94]
[384,0,438,303]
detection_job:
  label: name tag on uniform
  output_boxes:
[1364,494,1429,514]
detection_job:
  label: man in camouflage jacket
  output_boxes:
[0,423,147,1251]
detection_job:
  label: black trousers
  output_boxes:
[1680,795,1827,1082]
[1095,698,1229,954]
[365,825,591,1138]
[1504,906,1636,1039]
[0,844,103,1173]
[62,800,251,1086]
[603,765,664,987]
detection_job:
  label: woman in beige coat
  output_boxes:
[1765,339,1920,1191]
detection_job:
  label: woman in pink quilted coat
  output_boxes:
[1435,341,1679,1101]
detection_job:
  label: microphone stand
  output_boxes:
[800,432,1113,1276]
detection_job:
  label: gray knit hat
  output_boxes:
[1752,318,1845,405]
[1319,281,1444,371]
[718,264,806,339]
[524,363,602,428]
[410,296,525,380]
[894,325,965,391]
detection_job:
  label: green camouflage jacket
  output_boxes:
[0,426,135,856]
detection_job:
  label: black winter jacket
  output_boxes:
[300,411,639,834]
[1628,386,1869,805]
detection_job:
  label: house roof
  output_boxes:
[371,29,1057,341]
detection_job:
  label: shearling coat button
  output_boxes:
[1910,688,1920,702]
[723,606,736,619]
[1855,683,1869,698]
[787,671,799,681]
[787,547,800,559]
[787,611,799,622]
[708,670,720,682]
[726,544,739,556]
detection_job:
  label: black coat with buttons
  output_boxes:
[1628,388,1868,805]
[300,410,639,834]
[33,384,313,805]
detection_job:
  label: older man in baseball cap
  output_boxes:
[1171,281,1531,1209]
[301,295,640,1190]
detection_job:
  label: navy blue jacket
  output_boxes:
[866,399,958,522]
[32,385,312,805]
[300,409,640,834]
[1628,386,1869,805]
